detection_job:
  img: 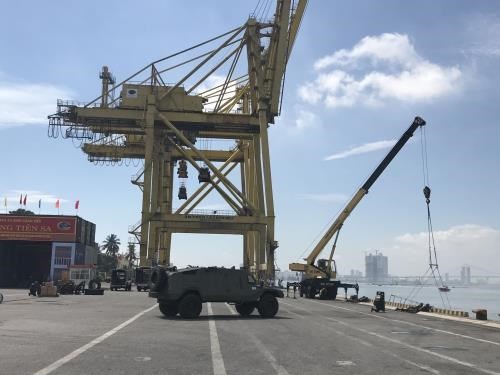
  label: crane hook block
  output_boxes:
[423,186,431,203]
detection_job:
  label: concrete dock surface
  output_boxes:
[0,288,499,375]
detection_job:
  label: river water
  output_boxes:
[357,283,500,322]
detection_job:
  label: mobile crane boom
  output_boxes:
[289,117,426,282]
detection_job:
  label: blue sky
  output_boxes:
[1,1,499,277]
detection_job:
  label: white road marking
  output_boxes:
[281,302,440,374]
[336,361,355,366]
[327,316,500,375]
[225,303,290,375]
[207,303,227,375]
[308,299,500,347]
[32,304,157,375]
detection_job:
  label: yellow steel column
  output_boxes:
[148,128,162,264]
[258,106,276,278]
[158,142,172,265]
[139,95,156,266]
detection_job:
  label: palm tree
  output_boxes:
[125,242,137,269]
[101,234,121,258]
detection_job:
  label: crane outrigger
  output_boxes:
[289,116,427,300]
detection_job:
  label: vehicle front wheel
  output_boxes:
[235,302,255,316]
[257,294,279,318]
[159,302,178,317]
[137,287,142,292]
[178,293,202,319]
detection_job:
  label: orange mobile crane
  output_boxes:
[290,117,426,300]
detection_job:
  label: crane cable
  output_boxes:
[404,126,451,309]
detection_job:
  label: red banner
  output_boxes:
[0,215,77,242]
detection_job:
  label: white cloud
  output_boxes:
[298,193,348,203]
[465,13,500,58]
[389,224,500,275]
[299,33,462,108]
[324,139,396,161]
[0,77,72,128]
[294,109,318,130]
[314,33,419,70]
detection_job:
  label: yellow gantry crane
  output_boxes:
[290,117,427,299]
[48,0,308,282]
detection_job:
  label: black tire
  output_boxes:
[178,293,202,319]
[235,302,255,316]
[150,267,167,292]
[137,286,142,292]
[257,294,279,318]
[159,302,178,317]
[307,287,316,299]
[319,288,328,300]
[0,292,3,304]
[328,288,337,301]
[88,279,101,290]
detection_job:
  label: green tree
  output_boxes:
[97,252,117,274]
[125,242,137,269]
[9,208,35,215]
[101,234,121,258]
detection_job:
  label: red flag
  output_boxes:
[23,194,27,206]
[75,200,80,210]
[19,194,22,204]
[55,199,60,209]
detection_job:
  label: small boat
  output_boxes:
[438,286,450,292]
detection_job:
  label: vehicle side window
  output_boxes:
[248,274,256,285]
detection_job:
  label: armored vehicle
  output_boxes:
[149,266,284,319]
[135,267,151,292]
[110,269,132,291]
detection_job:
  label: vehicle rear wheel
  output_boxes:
[159,302,178,317]
[137,286,142,292]
[307,287,316,299]
[257,294,279,318]
[235,302,255,316]
[319,288,328,300]
[178,293,202,319]
[328,288,337,300]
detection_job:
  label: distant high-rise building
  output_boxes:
[460,265,471,285]
[365,251,388,282]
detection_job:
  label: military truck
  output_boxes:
[110,269,132,291]
[148,266,284,319]
[135,267,151,292]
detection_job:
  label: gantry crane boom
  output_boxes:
[265,0,308,117]
[290,117,426,279]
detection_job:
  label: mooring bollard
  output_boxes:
[472,309,487,320]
